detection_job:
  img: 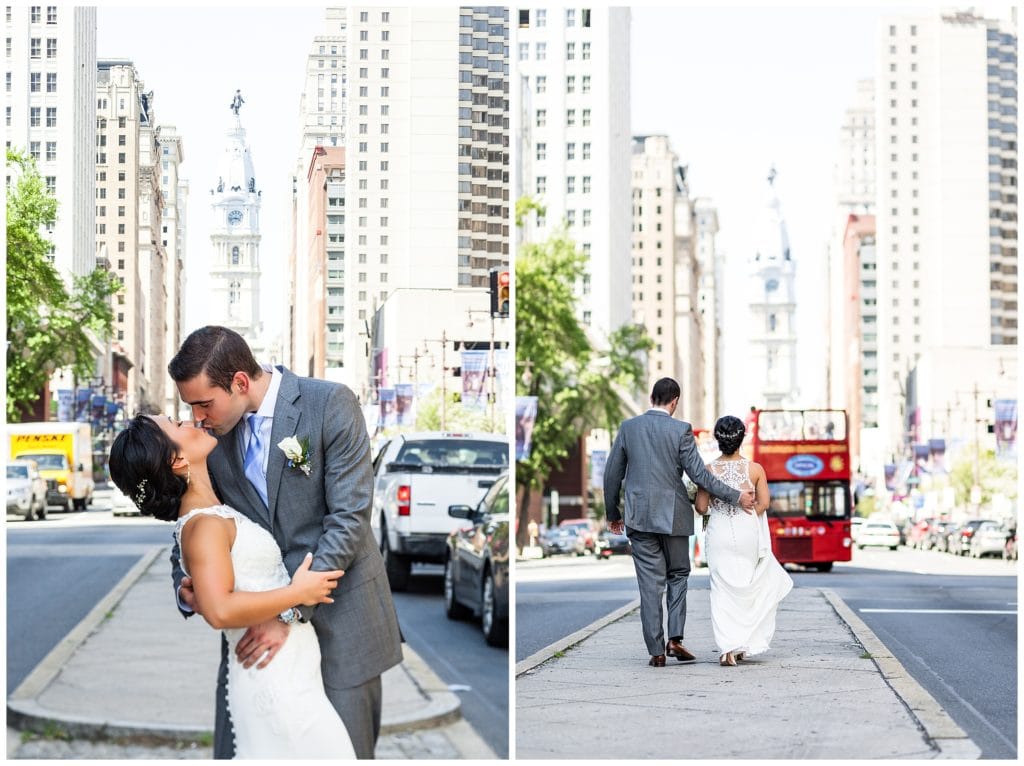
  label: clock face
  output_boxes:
[228,209,243,225]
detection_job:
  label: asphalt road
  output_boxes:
[516,546,1017,759]
[392,565,509,758]
[6,502,509,757]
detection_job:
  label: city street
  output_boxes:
[516,545,1017,759]
[7,489,507,757]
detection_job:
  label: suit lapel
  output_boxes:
[267,367,301,528]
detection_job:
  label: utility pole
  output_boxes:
[422,331,450,431]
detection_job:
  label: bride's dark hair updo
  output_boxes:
[714,415,746,456]
[109,416,188,523]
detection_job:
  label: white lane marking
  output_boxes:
[860,608,1017,615]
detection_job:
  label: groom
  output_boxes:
[604,377,754,667]
[168,326,403,758]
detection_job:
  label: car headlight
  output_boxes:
[58,485,68,494]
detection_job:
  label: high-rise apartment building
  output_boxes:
[840,213,877,467]
[694,198,723,429]
[291,7,510,397]
[6,5,96,281]
[875,9,1017,455]
[514,6,631,341]
[96,60,168,413]
[157,125,186,416]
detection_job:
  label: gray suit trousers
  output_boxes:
[213,634,383,759]
[626,528,691,656]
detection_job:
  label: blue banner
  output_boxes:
[516,396,538,461]
[395,384,415,427]
[379,388,397,429]
[461,351,489,411]
[994,399,1017,460]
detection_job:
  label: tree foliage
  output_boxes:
[514,197,653,544]
[949,446,1017,508]
[6,149,120,421]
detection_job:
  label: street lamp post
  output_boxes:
[421,331,452,431]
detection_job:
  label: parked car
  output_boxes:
[540,527,585,557]
[559,518,599,554]
[906,517,935,549]
[1004,528,1018,561]
[948,519,997,556]
[595,528,631,558]
[110,485,139,517]
[856,520,901,550]
[370,432,508,590]
[969,522,1009,559]
[851,517,865,543]
[444,473,509,646]
[7,459,47,521]
[924,521,957,552]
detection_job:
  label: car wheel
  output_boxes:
[443,554,471,620]
[381,530,411,591]
[890,546,898,551]
[481,568,508,647]
[36,500,46,521]
[815,562,833,573]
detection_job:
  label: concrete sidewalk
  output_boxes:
[7,545,494,759]
[516,586,980,759]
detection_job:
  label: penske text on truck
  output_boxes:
[8,422,95,511]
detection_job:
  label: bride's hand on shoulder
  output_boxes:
[290,553,345,606]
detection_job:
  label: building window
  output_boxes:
[536,176,546,194]
[582,75,591,93]
[536,42,546,61]
[45,141,56,161]
[566,108,575,126]
[583,175,591,193]
[231,246,240,265]
[566,75,575,93]
[46,72,56,92]
[536,109,546,127]
[44,175,55,193]
[582,143,591,160]
[567,176,575,193]
[519,41,528,61]
[117,205,125,217]
[46,106,56,127]
[30,6,41,22]
[566,42,575,60]
[536,142,546,161]
[582,42,591,60]
[583,209,591,226]
[46,38,55,58]
[582,108,591,126]
[30,72,40,91]
[567,143,575,160]
[30,107,40,127]
[536,75,546,93]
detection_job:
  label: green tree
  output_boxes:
[950,446,1017,508]
[412,386,499,433]
[6,149,120,421]
[514,197,652,548]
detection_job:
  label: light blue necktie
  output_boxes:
[243,414,269,508]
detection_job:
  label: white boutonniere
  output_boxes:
[278,435,312,476]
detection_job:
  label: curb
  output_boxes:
[515,598,640,677]
[820,588,982,760]
[8,545,464,745]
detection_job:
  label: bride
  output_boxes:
[695,415,793,667]
[109,414,356,759]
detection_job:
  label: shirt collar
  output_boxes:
[646,407,672,416]
[254,365,282,419]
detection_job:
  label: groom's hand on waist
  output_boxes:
[236,619,290,670]
[738,490,755,514]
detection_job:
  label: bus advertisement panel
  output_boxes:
[750,409,853,572]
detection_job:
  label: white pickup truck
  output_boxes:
[371,432,509,590]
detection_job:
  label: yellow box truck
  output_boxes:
[8,422,94,511]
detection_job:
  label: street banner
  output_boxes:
[994,399,1017,460]
[461,351,488,411]
[515,396,538,461]
[494,349,512,406]
[106,401,120,431]
[883,463,897,491]
[379,388,397,429]
[57,390,74,422]
[590,449,608,489]
[395,383,415,427]
[75,388,92,421]
[927,438,947,474]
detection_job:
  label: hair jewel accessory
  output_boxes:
[134,478,149,507]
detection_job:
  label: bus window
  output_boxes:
[768,480,849,519]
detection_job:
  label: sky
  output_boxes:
[97,6,327,344]
[631,5,901,417]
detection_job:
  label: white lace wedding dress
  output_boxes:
[175,505,355,759]
[705,458,793,657]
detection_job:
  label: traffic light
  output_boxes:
[489,268,510,317]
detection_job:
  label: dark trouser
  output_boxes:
[214,634,384,759]
[626,528,691,656]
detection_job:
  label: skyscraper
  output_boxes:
[157,125,187,416]
[514,6,631,342]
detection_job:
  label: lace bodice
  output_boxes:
[707,459,754,518]
[174,505,289,593]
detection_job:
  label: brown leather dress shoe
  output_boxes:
[666,639,697,662]
[648,654,666,667]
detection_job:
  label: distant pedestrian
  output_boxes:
[603,378,755,668]
[528,519,539,548]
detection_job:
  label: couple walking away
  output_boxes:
[604,378,793,668]
[109,326,403,759]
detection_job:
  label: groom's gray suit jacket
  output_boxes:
[603,410,740,536]
[171,367,403,690]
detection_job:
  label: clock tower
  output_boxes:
[209,90,263,354]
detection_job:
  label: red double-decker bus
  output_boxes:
[746,409,853,572]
